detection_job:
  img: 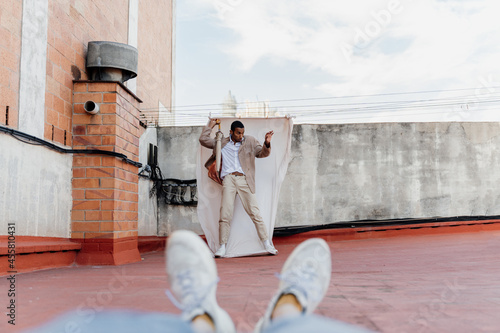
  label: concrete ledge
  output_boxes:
[0,236,81,275]
[138,236,167,253]
[0,236,81,255]
[273,219,500,245]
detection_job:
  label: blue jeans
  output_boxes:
[27,310,372,333]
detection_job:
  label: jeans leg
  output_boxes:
[261,314,374,333]
[219,175,237,245]
[26,310,196,333]
[235,176,268,241]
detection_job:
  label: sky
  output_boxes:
[173,0,500,125]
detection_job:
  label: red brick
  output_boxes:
[73,135,102,146]
[84,232,114,239]
[101,114,117,124]
[107,179,138,193]
[53,96,65,113]
[73,82,87,92]
[0,48,18,71]
[53,65,66,86]
[53,126,65,144]
[86,167,116,178]
[73,114,102,125]
[85,211,113,221]
[73,168,86,178]
[60,85,72,103]
[101,200,136,211]
[71,210,85,222]
[87,124,116,135]
[72,178,100,189]
[103,93,117,103]
[72,222,100,232]
[115,231,138,239]
[59,54,72,74]
[63,101,72,117]
[101,157,122,168]
[88,82,119,92]
[73,156,102,167]
[58,115,71,131]
[100,221,137,232]
[99,178,116,189]
[85,189,116,200]
[48,46,61,68]
[73,93,103,104]
[45,92,54,109]
[73,200,100,210]
[102,135,117,145]
[75,54,85,71]
[73,125,86,135]
[73,103,86,114]
[71,232,85,239]
[99,104,116,114]
[0,27,11,49]
[46,108,59,126]
[72,189,85,200]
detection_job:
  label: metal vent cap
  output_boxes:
[86,41,138,83]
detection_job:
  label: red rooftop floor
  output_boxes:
[3,224,500,332]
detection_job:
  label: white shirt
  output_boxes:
[220,136,245,179]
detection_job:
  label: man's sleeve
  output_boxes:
[255,138,271,158]
[199,125,216,149]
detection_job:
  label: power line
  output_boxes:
[140,86,500,111]
[139,88,500,126]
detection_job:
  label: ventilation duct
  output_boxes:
[86,41,138,83]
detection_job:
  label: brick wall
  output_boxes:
[2,0,173,142]
[136,1,174,117]
[45,0,129,146]
[71,81,144,265]
[1,1,173,264]
[0,0,22,128]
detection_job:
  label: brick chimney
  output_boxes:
[71,81,143,265]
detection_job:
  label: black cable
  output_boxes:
[0,125,142,168]
[273,215,500,237]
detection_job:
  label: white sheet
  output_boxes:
[196,117,293,257]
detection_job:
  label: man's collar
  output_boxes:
[229,136,244,144]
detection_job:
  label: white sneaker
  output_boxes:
[165,230,235,333]
[214,244,226,257]
[254,238,331,332]
[263,240,278,255]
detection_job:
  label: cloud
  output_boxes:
[198,0,500,96]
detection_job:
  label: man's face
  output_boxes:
[230,127,245,143]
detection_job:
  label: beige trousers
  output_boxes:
[219,174,269,245]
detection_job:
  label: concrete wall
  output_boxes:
[157,126,202,236]
[278,122,500,226]
[156,122,500,235]
[0,134,72,237]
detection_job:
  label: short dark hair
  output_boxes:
[231,120,244,132]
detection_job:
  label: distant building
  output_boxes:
[222,91,280,118]
[222,90,237,116]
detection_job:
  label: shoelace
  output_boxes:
[275,262,324,307]
[166,269,220,314]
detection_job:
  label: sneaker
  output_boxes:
[254,238,332,332]
[214,244,226,257]
[264,240,278,255]
[165,230,235,333]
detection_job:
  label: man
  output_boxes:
[199,118,277,257]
